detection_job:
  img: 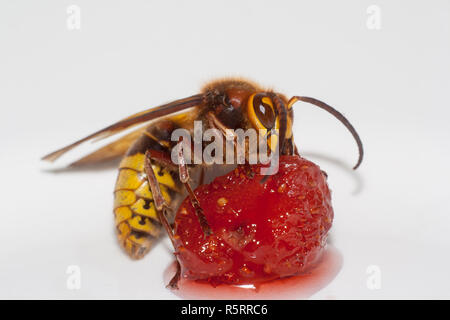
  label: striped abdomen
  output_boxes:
[113,120,183,259]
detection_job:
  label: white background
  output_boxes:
[1,1,449,299]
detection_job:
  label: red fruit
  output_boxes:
[173,155,333,286]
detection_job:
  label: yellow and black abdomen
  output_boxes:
[113,121,182,259]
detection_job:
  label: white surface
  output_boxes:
[1,1,449,299]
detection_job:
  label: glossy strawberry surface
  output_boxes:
[173,155,333,285]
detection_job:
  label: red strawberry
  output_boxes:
[173,155,333,286]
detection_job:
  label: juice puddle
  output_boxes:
[164,245,342,300]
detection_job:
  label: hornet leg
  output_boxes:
[144,150,180,289]
[176,137,212,237]
[205,112,256,178]
[144,147,212,289]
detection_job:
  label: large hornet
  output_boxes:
[43,79,363,267]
